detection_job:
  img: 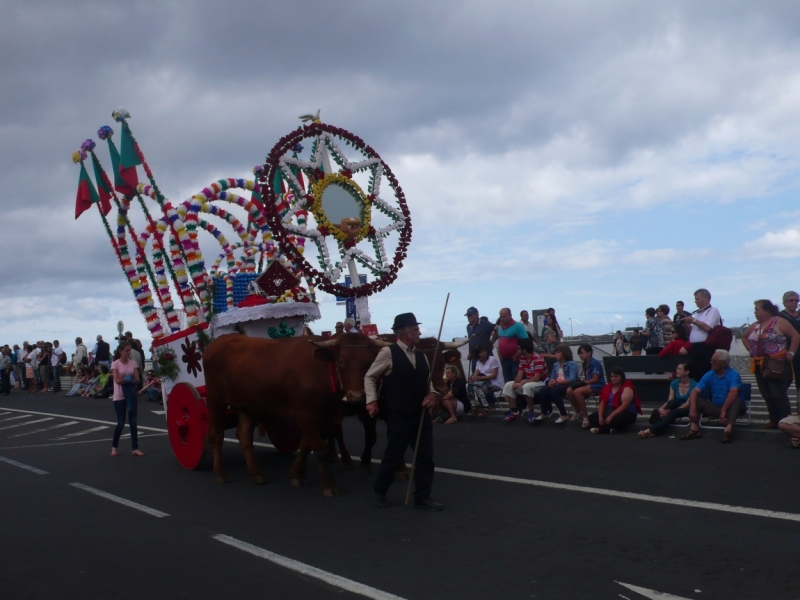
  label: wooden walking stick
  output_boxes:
[405,292,450,506]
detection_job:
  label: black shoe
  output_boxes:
[414,498,444,511]
[375,494,388,508]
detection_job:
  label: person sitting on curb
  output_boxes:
[680,350,745,443]
[566,344,606,428]
[638,361,697,438]
[536,344,579,424]
[778,413,800,448]
[587,367,642,434]
[437,365,471,424]
[501,338,547,423]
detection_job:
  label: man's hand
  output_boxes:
[658,408,671,418]
[366,402,379,418]
[421,393,438,409]
[512,381,523,390]
[719,413,730,425]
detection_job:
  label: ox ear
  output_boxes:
[313,347,338,363]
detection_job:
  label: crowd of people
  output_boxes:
[441,289,800,446]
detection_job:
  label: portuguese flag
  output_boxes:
[75,161,99,219]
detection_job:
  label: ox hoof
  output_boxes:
[359,465,372,475]
[323,487,340,497]
[252,475,267,485]
[215,475,230,484]
[291,478,306,488]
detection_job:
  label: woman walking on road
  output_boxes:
[110,342,144,457]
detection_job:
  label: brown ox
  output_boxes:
[203,333,387,496]
[328,336,467,473]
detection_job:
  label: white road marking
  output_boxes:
[8,421,80,438]
[0,417,53,431]
[69,483,169,518]
[0,433,166,450]
[213,534,406,600]
[0,407,167,433]
[224,437,274,448]
[151,410,165,415]
[51,426,108,440]
[0,411,13,417]
[0,455,49,475]
[0,414,33,423]
[616,581,692,599]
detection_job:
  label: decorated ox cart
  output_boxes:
[72,109,413,477]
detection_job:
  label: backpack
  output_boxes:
[59,350,67,364]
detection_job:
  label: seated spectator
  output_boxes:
[566,344,606,427]
[468,345,502,417]
[436,365,470,424]
[629,330,645,356]
[638,362,697,438]
[778,414,800,448]
[334,322,345,336]
[680,350,746,443]
[535,331,557,359]
[536,344,578,424]
[588,367,642,434]
[80,368,102,397]
[501,338,547,423]
[659,323,692,357]
[65,369,90,396]
[140,370,162,403]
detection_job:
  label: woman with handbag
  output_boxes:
[742,299,800,429]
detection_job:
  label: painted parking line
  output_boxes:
[0,414,33,423]
[0,417,53,431]
[8,421,80,438]
[213,534,405,600]
[51,426,108,441]
[0,455,49,475]
[69,483,169,518]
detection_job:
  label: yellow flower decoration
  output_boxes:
[308,173,371,244]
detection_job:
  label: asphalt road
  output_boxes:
[1,389,798,600]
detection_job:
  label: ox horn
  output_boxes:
[309,338,340,348]
[440,340,466,349]
[369,338,393,347]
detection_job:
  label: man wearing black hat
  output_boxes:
[365,312,443,510]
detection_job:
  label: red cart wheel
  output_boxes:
[167,382,210,469]
[265,420,302,453]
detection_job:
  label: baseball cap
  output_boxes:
[465,307,479,316]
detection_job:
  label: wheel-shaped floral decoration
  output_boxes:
[259,122,411,298]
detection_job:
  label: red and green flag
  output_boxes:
[90,153,114,216]
[75,161,100,219]
[106,136,137,196]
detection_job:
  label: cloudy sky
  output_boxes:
[3,0,800,354]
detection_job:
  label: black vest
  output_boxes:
[95,340,110,362]
[381,344,430,414]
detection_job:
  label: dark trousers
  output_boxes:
[645,347,662,355]
[754,364,792,424]
[51,366,61,392]
[112,387,139,450]
[690,342,715,380]
[538,384,570,416]
[791,352,800,399]
[500,359,518,387]
[648,399,690,432]
[588,409,637,433]
[374,410,434,503]
[0,371,10,395]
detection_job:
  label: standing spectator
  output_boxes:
[536,344,579,423]
[73,337,88,372]
[12,344,21,388]
[613,331,628,356]
[38,343,52,391]
[629,330,645,356]
[682,288,721,380]
[566,344,606,426]
[680,350,745,443]
[519,310,537,343]
[588,367,642,434]
[546,308,564,341]
[641,307,664,355]
[535,330,558,359]
[741,300,799,429]
[111,342,144,457]
[51,340,65,393]
[0,347,11,396]
[465,307,495,374]
[659,323,692,356]
[93,335,111,368]
[673,301,691,325]
[779,290,800,406]
[130,339,145,385]
[24,344,38,393]
[658,305,673,343]
[500,338,547,423]
[491,308,529,386]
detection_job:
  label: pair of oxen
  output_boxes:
[203,333,464,496]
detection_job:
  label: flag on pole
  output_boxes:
[91,153,114,216]
[75,161,99,219]
[106,137,137,197]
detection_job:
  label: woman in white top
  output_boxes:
[468,344,501,417]
[24,345,39,394]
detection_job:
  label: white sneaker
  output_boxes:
[533,414,545,421]
[554,415,569,424]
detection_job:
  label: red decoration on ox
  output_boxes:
[255,261,299,298]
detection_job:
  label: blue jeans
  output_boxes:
[500,359,518,388]
[112,385,139,450]
[51,366,61,392]
[538,384,570,416]
[648,399,690,433]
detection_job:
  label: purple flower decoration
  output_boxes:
[98,125,114,140]
[81,139,96,153]
[253,165,264,174]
